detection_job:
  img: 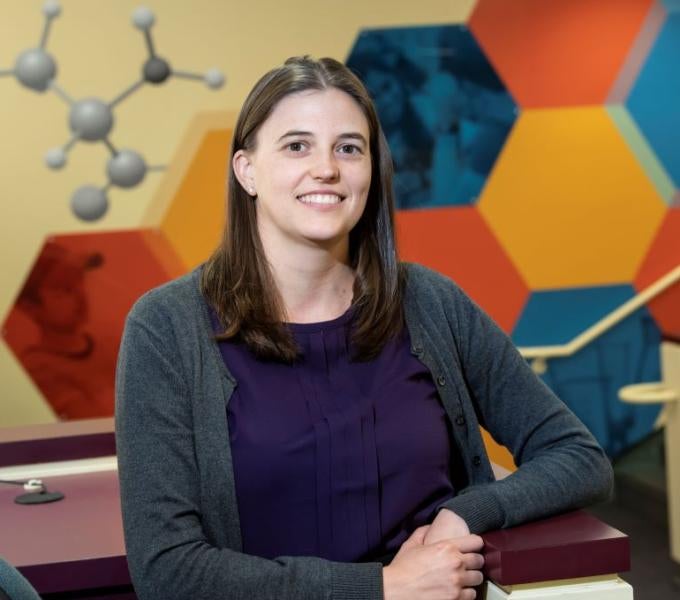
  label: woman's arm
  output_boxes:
[115,300,383,600]
[432,273,614,534]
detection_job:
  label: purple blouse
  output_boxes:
[212,308,455,562]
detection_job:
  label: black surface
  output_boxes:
[587,494,680,598]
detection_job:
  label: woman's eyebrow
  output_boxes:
[276,131,368,145]
[277,130,313,142]
[337,132,368,145]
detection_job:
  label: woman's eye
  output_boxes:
[338,144,361,154]
[287,142,305,152]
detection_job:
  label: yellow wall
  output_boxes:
[0,0,474,425]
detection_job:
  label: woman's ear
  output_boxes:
[233,150,257,197]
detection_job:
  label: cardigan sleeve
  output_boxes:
[432,274,614,533]
[115,297,383,600]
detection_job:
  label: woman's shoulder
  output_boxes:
[126,267,204,330]
[401,261,466,304]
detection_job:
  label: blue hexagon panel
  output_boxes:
[662,0,680,13]
[627,12,680,192]
[512,285,662,457]
[347,25,517,209]
[513,285,634,346]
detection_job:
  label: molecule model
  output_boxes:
[1,1,226,222]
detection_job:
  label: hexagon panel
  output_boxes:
[1,230,184,420]
[470,0,656,107]
[512,285,634,347]
[606,1,665,104]
[478,107,667,289]
[513,284,662,456]
[347,24,517,209]
[627,11,680,196]
[538,302,661,457]
[143,112,235,270]
[607,105,674,205]
[396,206,528,333]
[634,207,680,340]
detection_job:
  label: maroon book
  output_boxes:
[481,510,630,585]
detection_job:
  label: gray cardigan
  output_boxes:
[115,263,613,600]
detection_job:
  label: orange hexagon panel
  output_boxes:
[469,0,656,108]
[2,230,184,420]
[478,107,667,289]
[634,207,680,339]
[144,112,236,270]
[396,206,529,333]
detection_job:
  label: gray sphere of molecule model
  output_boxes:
[107,150,147,188]
[69,99,114,141]
[43,1,61,18]
[14,48,57,92]
[204,68,225,90]
[132,6,155,30]
[71,185,109,221]
[45,147,67,169]
[143,57,171,84]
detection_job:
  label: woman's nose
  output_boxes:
[311,151,339,181]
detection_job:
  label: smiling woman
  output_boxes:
[114,56,613,600]
[232,87,373,316]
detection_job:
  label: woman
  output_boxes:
[115,56,613,600]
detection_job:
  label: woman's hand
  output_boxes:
[423,509,470,545]
[383,527,484,600]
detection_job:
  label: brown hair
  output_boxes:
[201,56,404,362]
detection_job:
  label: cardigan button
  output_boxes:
[472,455,482,466]
[437,375,446,386]
[412,344,424,355]
[455,415,466,426]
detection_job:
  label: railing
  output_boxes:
[517,264,680,373]
[619,341,680,564]
[511,262,680,566]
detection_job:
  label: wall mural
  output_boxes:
[2,231,184,419]
[2,0,680,463]
[0,2,224,221]
[356,0,680,457]
[347,24,516,209]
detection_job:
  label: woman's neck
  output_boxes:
[263,239,355,324]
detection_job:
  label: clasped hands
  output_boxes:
[383,509,484,600]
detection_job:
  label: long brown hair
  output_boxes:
[201,56,404,362]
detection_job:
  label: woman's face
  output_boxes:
[234,87,372,257]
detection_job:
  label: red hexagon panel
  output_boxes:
[2,230,184,420]
[396,206,529,333]
[634,207,680,339]
[469,0,656,108]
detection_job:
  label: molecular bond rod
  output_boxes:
[63,134,79,152]
[0,70,13,77]
[173,71,204,81]
[49,81,74,105]
[144,29,156,58]
[109,79,145,108]
[39,10,58,50]
[103,138,118,156]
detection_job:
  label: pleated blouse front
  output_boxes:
[212,307,455,562]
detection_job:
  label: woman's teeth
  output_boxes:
[298,194,342,205]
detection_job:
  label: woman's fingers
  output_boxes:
[460,589,478,600]
[462,551,484,571]
[461,567,484,587]
[452,533,484,553]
